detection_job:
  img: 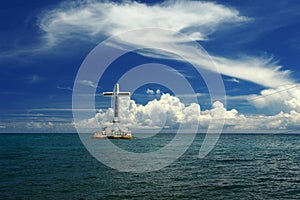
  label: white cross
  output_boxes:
[103,83,130,123]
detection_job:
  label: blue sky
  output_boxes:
[1,0,300,133]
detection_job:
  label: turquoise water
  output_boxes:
[0,133,299,199]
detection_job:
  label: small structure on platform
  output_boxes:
[92,83,133,139]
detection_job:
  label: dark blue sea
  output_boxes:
[1,133,299,199]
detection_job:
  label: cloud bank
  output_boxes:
[2,92,300,133]
[75,93,300,132]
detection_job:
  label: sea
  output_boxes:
[0,133,299,199]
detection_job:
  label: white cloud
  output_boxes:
[26,74,43,84]
[23,122,74,133]
[99,94,188,128]
[146,88,162,96]
[231,111,300,131]
[78,79,98,88]
[11,121,75,133]
[76,93,300,132]
[26,121,54,129]
[211,55,293,88]
[33,0,295,89]
[146,88,155,95]
[2,93,300,133]
[0,0,292,93]
[57,85,73,91]
[39,0,248,46]
[226,78,240,83]
[118,31,293,88]
[248,84,300,113]
[156,89,162,95]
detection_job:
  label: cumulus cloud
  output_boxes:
[248,84,300,113]
[98,94,194,129]
[146,88,162,96]
[3,93,300,133]
[146,88,155,95]
[230,111,300,131]
[76,94,201,130]
[76,93,300,132]
[156,89,162,95]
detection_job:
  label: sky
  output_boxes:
[1,0,300,133]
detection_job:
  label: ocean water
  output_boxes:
[0,133,299,199]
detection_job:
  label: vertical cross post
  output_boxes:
[103,83,130,124]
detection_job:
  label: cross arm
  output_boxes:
[103,92,114,96]
[118,92,131,96]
